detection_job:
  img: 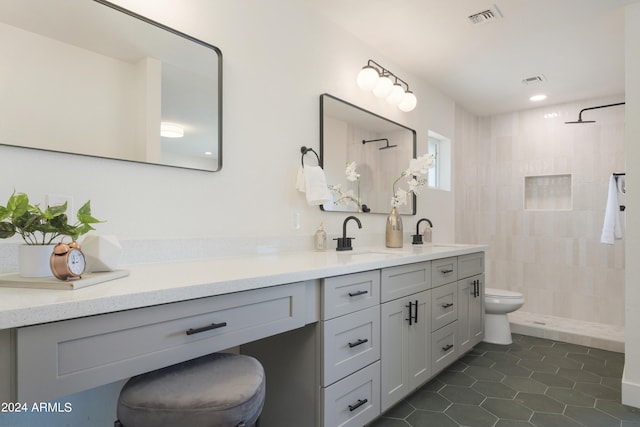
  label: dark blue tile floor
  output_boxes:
[369,334,640,427]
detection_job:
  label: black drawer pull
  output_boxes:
[348,398,368,412]
[441,303,454,308]
[186,322,228,336]
[348,338,369,348]
[442,344,454,352]
[440,268,454,274]
[348,290,368,297]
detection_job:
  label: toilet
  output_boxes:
[484,287,525,345]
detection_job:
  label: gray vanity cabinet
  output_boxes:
[457,252,486,353]
[243,270,382,427]
[380,262,431,412]
[242,251,485,426]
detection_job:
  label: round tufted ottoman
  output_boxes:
[116,353,265,427]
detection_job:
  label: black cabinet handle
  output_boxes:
[441,303,454,308]
[186,322,227,336]
[348,290,368,297]
[405,302,413,325]
[440,268,454,274]
[406,300,418,325]
[348,338,369,348]
[442,344,454,352]
[348,398,368,412]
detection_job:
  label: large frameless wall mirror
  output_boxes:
[0,0,222,171]
[320,94,417,215]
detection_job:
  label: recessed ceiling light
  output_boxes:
[529,94,547,102]
[204,151,213,156]
[160,122,184,138]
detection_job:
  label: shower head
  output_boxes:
[362,138,397,150]
[564,119,596,124]
[565,102,625,124]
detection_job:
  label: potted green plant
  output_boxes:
[0,192,102,277]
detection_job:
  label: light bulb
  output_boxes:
[398,91,417,112]
[386,83,405,104]
[357,66,380,91]
[372,75,393,98]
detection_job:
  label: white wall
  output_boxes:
[0,0,455,252]
[0,3,456,424]
[622,1,640,409]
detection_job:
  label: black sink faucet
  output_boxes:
[335,216,362,251]
[412,218,433,245]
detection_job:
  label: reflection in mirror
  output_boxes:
[320,94,416,215]
[0,0,222,171]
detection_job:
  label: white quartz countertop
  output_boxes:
[0,244,486,329]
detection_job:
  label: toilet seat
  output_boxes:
[485,287,523,299]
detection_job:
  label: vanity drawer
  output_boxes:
[458,252,484,279]
[432,321,458,374]
[431,281,458,331]
[15,282,306,403]
[322,306,380,386]
[381,261,431,303]
[322,270,380,320]
[322,361,381,427]
[432,257,458,287]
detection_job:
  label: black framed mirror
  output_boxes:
[320,94,417,214]
[0,0,222,171]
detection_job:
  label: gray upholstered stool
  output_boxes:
[116,353,265,427]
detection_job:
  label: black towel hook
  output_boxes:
[300,146,320,167]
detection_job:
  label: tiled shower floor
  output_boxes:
[369,334,640,427]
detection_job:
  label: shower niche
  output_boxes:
[524,174,572,210]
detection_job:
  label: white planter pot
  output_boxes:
[18,244,54,278]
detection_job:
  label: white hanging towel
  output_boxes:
[600,175,623,244]
[295,165,306,192]
[296,165,331,205]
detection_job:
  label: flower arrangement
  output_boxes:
[391,153,435,208]
[329,161,362,210]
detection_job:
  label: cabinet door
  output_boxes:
[458,274,485,353]
[380,296,410,411]
[469,274,485,347]
[380,290,430,412]
[407,291,431,390]
[457,278,472,353]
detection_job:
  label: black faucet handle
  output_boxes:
[334,237,354,251]
[412,234,423,245]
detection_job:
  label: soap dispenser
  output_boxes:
[423,219,433,243]
[314,222,327,251]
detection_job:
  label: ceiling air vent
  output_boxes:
[468,5,503,24]
[522,75,547,85]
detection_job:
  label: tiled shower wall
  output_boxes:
[454,97,626,326]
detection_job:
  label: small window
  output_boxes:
[427,131,451,191]
[428,139,439,188]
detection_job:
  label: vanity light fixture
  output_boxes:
[357,59,417,112]
[160,122,184,138]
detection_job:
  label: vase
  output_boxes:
[385,207,403,248]
[18,244,54,277]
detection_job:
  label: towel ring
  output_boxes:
[300,146,320,167]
